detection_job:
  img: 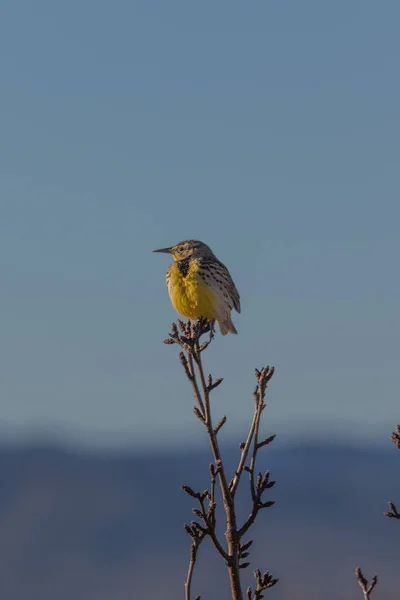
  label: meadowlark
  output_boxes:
[153,240,240,335]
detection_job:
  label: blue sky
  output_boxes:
[1,1,399,449]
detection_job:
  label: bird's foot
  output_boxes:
[193,319,203,339]
[192,318,215,343]
[209,320,216,341]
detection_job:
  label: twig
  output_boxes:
[384,500,400,520]
[165,318,277,600]
[390,424,400,450]
[230,409,258,497]
[235,369,276,539]
[384,424,400,520]
[193,323,243,599]
[184,523,206,600]
[186,351,206,418]
[355,423,399,596]
[355,567,378,599]
[230,368,274,498]
[246,569,279,600]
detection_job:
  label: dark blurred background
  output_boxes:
[0,440,398,599]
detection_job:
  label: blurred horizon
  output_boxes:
[0,414,396,452]
[0,440,398,599]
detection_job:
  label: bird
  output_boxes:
[153,239,240,335]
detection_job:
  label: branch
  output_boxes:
[230,408,258,497]
[355,567,378,599]
[234,369,276,538]
[182,483,229,562]
[390,424,400,450]
[199,492,229,560]
[384,501,400,520]
[384,425,400,520]
[230,368,275,497]
[246,569,279,599]
[184,522,206,600]
[165,319,277,600]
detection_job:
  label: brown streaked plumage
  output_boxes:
[153,240,240,335]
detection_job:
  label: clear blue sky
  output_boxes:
[1,1,399,449]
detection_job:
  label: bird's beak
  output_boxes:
[153,247,172,254]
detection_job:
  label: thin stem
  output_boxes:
[230,409,258,496]
[185,541,198,600]
[230,373,269,498]
[248,391,264,501]
[194,338,232,507]
[167,321,276,600]
[193,337,243,600]
[355,567,378,599]
[198,496,228,560]
[238,501,260,539]
[187,352,206,418]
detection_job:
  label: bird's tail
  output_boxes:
[217,315,238,336]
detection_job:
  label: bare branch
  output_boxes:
[208,376,224,391]
[187,352,206,419]
[230,368,275,497]
[231,369,276,538]
[198,494,229,561]
[257,434,276,450]
[184,522,206,600]
[390,424,400,450]
[246,568,279,599]
[229,408,258,496]
[166,319,277,600]
[355,567,378,599]
[214,415,227,435]
[384,500,400,520]
[384,424,400,521]
[193,406,205,423]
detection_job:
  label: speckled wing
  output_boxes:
[198,258,241,314]
[217,259,241,313]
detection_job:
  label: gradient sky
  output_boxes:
[1,1,399,449]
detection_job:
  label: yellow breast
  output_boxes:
[167,260,217,320]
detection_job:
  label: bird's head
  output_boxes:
[153,240,214,261]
